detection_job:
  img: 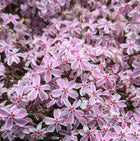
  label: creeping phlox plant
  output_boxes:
[0,0,140,140]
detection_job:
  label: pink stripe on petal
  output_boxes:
[39,90,48,101]
[47,125,55,132]
[33,75,40,86]
[74,110,83,118]
[51,69,61,77]
[0,108,9,117]
[36,66,45,73]
[73,100,81,108]
[64,99,71,107]
[14,108,27,118]
[8,57,12,65]
[80,62,87,70]
[71,60,78,69]
[132,70,140,78]
[67,80,75,89]
[117,101,126,107]
[96,132,102,140]
[13,56,20,64]
[14,118,28,127]
[80,135,89,141]
[44,117,54,124]
[68,112,74,124]
[5,118,13,129]
[57,79,65,88]
[56,124,61,132]
[97,79,106,87]
[51,89,62,97]
[17,87,23,96]
[69,90,78,99]
[28,89,38,101]
[114,126,122,133]
[43,56,50,66]
[54,109,61,119]
[45,71,51,82]
[90,135,96,141]
[4,19,10,25]
[40,84,50,90]
[104,25,109,33]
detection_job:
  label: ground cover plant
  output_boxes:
[0,0,140,140]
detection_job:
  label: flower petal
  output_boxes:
[51,69,61,77]
[14,108,27,118]
[67,112,74,124]
[39,90,48,101]
[33,75,40,86]
[14,118,28,127]
[27,89,38,101]
[54,109,61,119]
[5,118,13,129]
[44,117,54,125]
[0,108,9,117]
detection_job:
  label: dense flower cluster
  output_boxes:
[0,0,140,140]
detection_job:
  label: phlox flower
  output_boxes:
[51,78,78,104]
[44,109,64,132]
[25,75,50,101]
[5,49,23,66]
[29,122,47,140]
[62,100,83,124]
[0,106,28,129]
[79,126,96,141]
[110,125,133,141]
[36,55,62,82]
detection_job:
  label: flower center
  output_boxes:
[120,132,125,138]
[9,112,15,119]
[62,88,68,94]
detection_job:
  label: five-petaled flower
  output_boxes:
[36,56,62,82]
[62,100,84,124]
[25,75,50,101]
[44,109,64,132]
[51,78,78,104]
[0,106,28,129]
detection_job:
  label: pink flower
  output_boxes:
[87,106,106,127]
[76,74,90,96]
[129,122,140,140]
[0,106,28,129]
[111,125,133,141]
[51,78,78,104]
[95,71,117,88]
[97,18,115,34]
[71,51,91,73]
[44,109,64,132]
[60,125,78,141]
[96,131,112,141]
[82,19,97,31]
[29,122,47,140]
[2,13,19,25]
[11,87,28,108]
[79,126,96,141]
[1,126,14,141]
[0,40,14,54]
[36,56,62,82]
[87,83,103,105]
[120,39,139,55]
[5,49,22,66]
[62,100,83,124]
[25,75,50,101]
[108,94,126,111]
[63,20,81,36]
